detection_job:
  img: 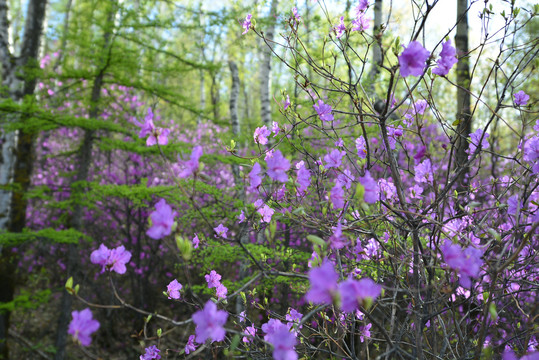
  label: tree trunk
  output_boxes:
[0,0,48,358]
[259,0,278,128]
[454,0,471,192]
[369,0,383,89]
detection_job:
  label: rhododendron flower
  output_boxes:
[335,16,346,38]
[414,159,434,183]
[192,301,228,343]
[507,195,522,217]
[330,183,345,209]
[205,270,222,288]
[184,335,197,354]
[140,345,161,360]
[413,99,428,115]
[313,99,334,122]
[192,234,200,249]
[292,7,301,23]
[398,41,430,77]
[514,90,529,106]
[441,240,484,288]
[467,128,489,159]
[263,319,298,360]
[254,125,271,145]
[242,14,252,35]
[355,137,367,158]
[243,325,257,343]
[338,278,382,313]
[237,210,246,223]
[177,145,203,178]
[296,163,311,195]
[359,170,378,204]
[249,162,263,190]
[329,222,347,249]
[324,149,346,169]
[137,108,169,146]
[272,121,281,135]
[214,224,229,239]
[147,199,177,240]
[432,40,458,76]
[166,279,182,300]
[351,14,370,32]
[68,308,100,346]
[355,0,369,13]
[257,204,274,223]
[359,323,372,343]
[338,169,354,189]
[523,135,539,174]
[216,283,228,299]
[266,150,290,182]
[286,308,303,332]
[306,259,338,304]
[90,244,132,274]
[283,95,291,110]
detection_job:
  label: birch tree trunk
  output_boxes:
[454,0,472,193]
[0,0,48,357]
[259,0,278,128]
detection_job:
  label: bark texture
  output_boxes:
[259,0,278,128]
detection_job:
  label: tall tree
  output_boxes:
[454,0,471,192]
[259,0,278,128]
[0,0,48,357]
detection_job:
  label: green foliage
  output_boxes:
[0,228,88,247]
[0,289,51,312]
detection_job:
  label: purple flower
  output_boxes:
[413,99,428,115]
[177,146,203,178]
[285,308,303,332]
[140,345,161,360]
[272,121,281,135]
[263,320,298,360]
[296,162,311,195]
[338,278,382,313]
[90,244,132,274]
[364,238,380,258]
[292,7,301,24]
[359,170,378,204]
[335,16,346,38]
[137,109,169,146]
[432,40,458,76]
[266,150,291,182]
[257,204,275,223]
[514,90,530,106]
[306,259,338,305]
[330,183,345,209]
[355,137,367,158]
[523,135,539,174]
[359,323,372,343]
[192,301,228,343]
[355,0,369,13]
[138,108,155,138]
[242,325,257,343]
[507,194,522,217]
[324,149,346,169]
[414,159,434,183]
[441,241,483,288]
[338,169,354,190]
[242,14,252,35]
[192,234,200,249]
[205,270,222,288]
[185,335,197,354]
[147,199,177,240]
[216,283,228,299]
[254,125,271,145]
[214,224,229,239]
[467,128,489,159]
[68,308,100,347]
[313,99,334,122]
[166,279,182,300]
[351,14,370,32]
[283,95,291,110]
[249,162,263,190]
[329,222,348,250]
[398,41,431,77]
[237,210,246,223]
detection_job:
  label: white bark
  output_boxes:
[259,0,278,128]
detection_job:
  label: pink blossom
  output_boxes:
[192,301,228,343]
[514,90,530,106]
[242,14,252,35]
[306,259,338,305]
[313,99,334,122]
[185,335,197,354]
[166,279,182,300]
[266,150,290,182]
[147,199,177,240]
[254,125,271,145]
[432,40,458,76]
[205,270,222,288]
[214,224,229,239]
[68,308,100,347]
[335,16,346,38]
[177,146,203,178]
[398,41,430,77]
[257,204,275,223]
